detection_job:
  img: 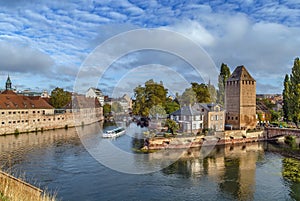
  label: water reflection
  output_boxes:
[161,143,264,200]
[0,123,299,201]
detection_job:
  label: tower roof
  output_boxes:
[6,75,11,84]
[227,66,255,82]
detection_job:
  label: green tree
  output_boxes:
[165,119,179,134]
[217,63,231,105]
[290,58,300,126]
[111,102,123,113]
[132,79,168,116]
[103,104,111,116]
[191,82,211,103]
[179,87,197,105]
[164,100,180,114]
[283,74,292,121]
[149,104,167,119]
[208,81,217,103]
[49,87,71,109]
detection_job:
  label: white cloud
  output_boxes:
[0,41,54,73]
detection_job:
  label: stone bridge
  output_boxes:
[265,127,300,139]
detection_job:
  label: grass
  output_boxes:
[0,170,57,201]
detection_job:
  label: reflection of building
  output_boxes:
[225,66,256,130]
[86,87,105,106]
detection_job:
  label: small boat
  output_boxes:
[102,127,126,138]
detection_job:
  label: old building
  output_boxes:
[225,66,256,130]
[170,105,204,134]
[86,87,105,106]
[198,103,225,131]
[170,103,225,133]
[0,77,103,135]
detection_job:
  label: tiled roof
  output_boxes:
[227,66,255,82]
[64,95,101,109]
[171,105,201,116]
[0,90,54,109]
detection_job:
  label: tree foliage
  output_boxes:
[283,74,292,121]
[283,58,300,126]
[103,104,111,116]
[217,63,231,105]
[49,87,71,109]
[132,79,168,116]
[111,102,123,113]
[149,104,167,119]
[164,119,179,134]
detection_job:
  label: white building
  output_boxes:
[86,87,105,106]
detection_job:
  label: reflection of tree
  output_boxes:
[282,158,300,182]
[219,158,240,199]
[283,158,300,200]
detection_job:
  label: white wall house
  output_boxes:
[86,87,105,106]
[170,105,204,134]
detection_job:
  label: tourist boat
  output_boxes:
[102,127,126,138]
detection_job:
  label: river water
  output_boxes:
[0,122,300,201]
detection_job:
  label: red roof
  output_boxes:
[0,90,53,109]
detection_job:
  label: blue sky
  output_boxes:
[0,0,299,95]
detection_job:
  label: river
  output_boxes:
[0,122,299,201]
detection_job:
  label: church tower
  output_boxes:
[225,66,256,130]
[5,75,12,90]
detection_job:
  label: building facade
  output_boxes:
[198,103,225,131]
[225,66,256,130]
[171,103,225,133]
[170,105,204,134]
[0,77,103,135]
[86,87,105,106]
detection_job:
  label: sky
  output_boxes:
[0,0,299,96]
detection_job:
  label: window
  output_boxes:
[33,111,36,114]
[8,112,11,114]
[220,115,223,120]
[215,115,218,121]
[1,112,4,114]
[228,116,230,120]
[13,111,16,114]
[235,117,238,120]
[13,121,16,124]
[21,111,24,114]
[2,122,5,125]
[211,116,214,121]
[37,111,40,113]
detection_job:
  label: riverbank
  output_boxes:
[0,170,56,201]
[142,130,265,150]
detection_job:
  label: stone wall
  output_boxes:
[265,127,300,139]
[0,107,103,135]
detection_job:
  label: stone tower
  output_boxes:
[225,66,256,130]
[5,75,12,90]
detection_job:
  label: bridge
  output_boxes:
[265,127,300,139]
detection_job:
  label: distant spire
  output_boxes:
[5,74,12,90]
